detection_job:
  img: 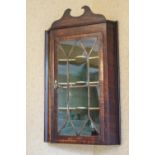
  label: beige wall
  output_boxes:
[27,0,128,155]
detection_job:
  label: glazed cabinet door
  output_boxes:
[48,24,106,144]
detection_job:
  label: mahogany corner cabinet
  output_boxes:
[44,6,120,145]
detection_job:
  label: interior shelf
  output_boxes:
[58,107,100,110]
[58,81,99,87]
[58,56,99,62]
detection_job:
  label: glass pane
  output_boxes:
[57,44,67,83]
[90,86,99,107]
[80,37,97,54]
[90,110,100,135]
[58,111,68,133]
[69,62,87,83]
[69,87,88,107]
[69,40,87,83]
[57,110,88,136]
[56,36,101,136]
[89,39,100,82]
[70,109,89,135]
[57,88,67,107]
[60,121,76,136]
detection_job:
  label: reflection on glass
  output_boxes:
[57,36,101,136]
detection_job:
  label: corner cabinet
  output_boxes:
[44,6,120,145]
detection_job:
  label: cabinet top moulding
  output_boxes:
[48,6,115,30]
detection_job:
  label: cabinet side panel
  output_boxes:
[49,31,56,142]
[44,31,49,142]
[105,22,120,144]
